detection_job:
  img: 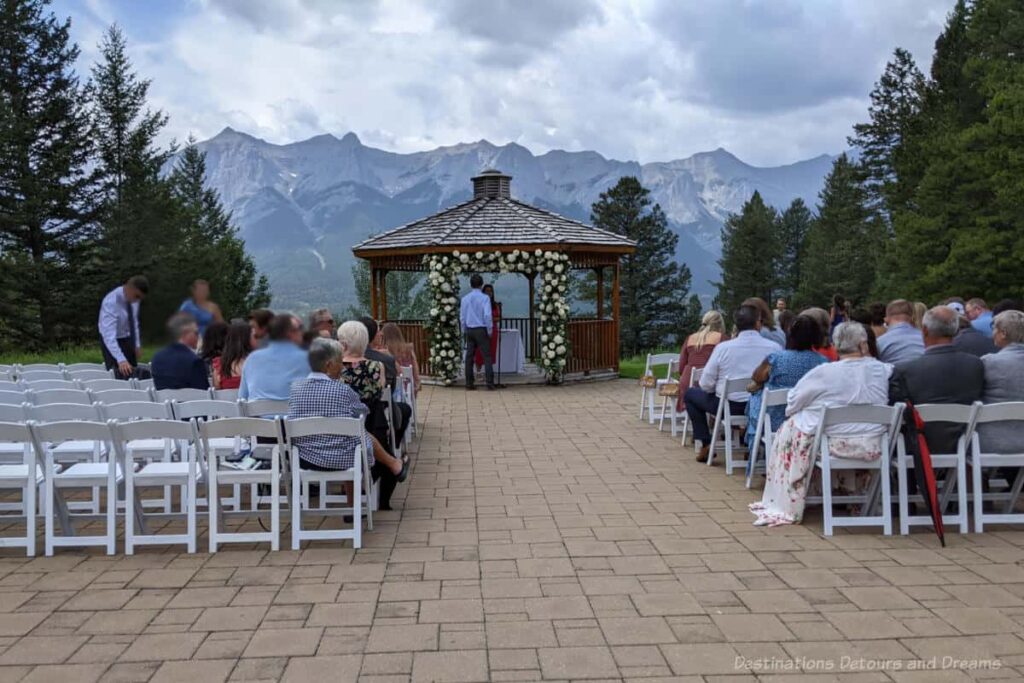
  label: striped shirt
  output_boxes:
[287,373,370,470]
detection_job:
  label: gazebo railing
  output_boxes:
[385,317,619,377]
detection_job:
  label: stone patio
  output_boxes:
[2,379,1024,681]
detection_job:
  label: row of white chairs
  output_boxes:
[0,386,237,407]
[0,406,376,556]
[1,362,114,383]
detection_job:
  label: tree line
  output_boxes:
[0,0,268,353]
[717,0,1023,314]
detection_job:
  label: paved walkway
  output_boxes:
[1,380,1024,681]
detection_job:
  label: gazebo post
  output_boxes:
[527,272,536,360]
[595,267,605,319]
[612,261,621,364]
[369,263,378,318]
[380,270,389,321]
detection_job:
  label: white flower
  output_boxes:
[452,250,460,257]
[554,264,564,274]
[558,285,566,292]
[459,254,468,263]
[448,349,456,357]
[441,283,451,293]
[475,251,483,259]
[556,345,566,354]
[554,335,563,344]
[535,249,542,256]
[444,305,452,312]
[558,359,566,367]
[430,308,439,316]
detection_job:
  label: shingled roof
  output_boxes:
[352,170,636,255]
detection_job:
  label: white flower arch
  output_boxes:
[424,249,571,384]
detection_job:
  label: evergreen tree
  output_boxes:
[796,154,884,307]
[715,191,780,314]
[679,294,704,338]
[348,259,428,320]
[776,198,812,299]
[0,0,99,350]
[169,138,270,319]
[588,177,692,357]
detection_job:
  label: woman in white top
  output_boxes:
[750,322,893,527]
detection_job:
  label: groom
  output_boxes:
[460,273,495,390]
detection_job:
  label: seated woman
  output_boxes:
[381,322,421,397]
[802,307,838,361]
[676,310,727,417]
[745,315,827,448]
[750,322,892,527]
[288,338,408,484]
[337,320,386,404]
[744,297,786,347]
[213,322,252,390]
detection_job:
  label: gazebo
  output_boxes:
[351,169,636,384]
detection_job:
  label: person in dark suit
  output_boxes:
[952,314,998,357]
[889,305,985,454]
[150,313,210,391]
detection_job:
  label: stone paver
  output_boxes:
[0,380,1023,680]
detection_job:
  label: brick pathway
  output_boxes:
[1,379,1023,681]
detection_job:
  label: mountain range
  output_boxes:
[190,127,837,312]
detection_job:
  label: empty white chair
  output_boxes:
[970,402,1024,532]
[111,419,202,553]
[286,416,369,549]
[674,367,703,442]
[64,363,106,373]
[896,403,977,535]
[18,370,66,382]
[0,390,26,405]
[0,421,41,556]
[66,369,114,381]
[213,389,239,402]
[99,400,177,512]
[80,378,134,393]
[22,379,79,392]
[707,377,751,475]
[28,420,122,555]
[90,388,153,404]
[200,417,284,552]
[27,402,105,514]
[155,388,213,403]
[746,388,790,489]
[656,358,681,433]
[811,404,903,536]
[29,389,93,405]
[639,353,677,424]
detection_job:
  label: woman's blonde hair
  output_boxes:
[912,301,927,329]
[380,322,407,359]
[336,320,369,356]
[692,310,725,348]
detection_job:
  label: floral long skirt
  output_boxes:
[749,418,882,527]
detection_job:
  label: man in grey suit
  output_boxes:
[978,310,1024,453]
[889,305,985,454]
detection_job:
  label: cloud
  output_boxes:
[60,0,957,166]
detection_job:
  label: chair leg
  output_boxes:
[647,391,656,425]
[106,472,117,555]
[881,459,892,536]
[270,449,280,552]
[897,454,909,536]
[125,470,135,555]
[44,462,55,557]
[639,388,646,420]
[291,454,302,551]
[821,459,833,537]
[1003,467,1024,515]
[187,464,197,555]
[972,456,984,533]
[957,456,968,534]
[208,463,218,553]
[25,481,35,557]
[658,397,667,431]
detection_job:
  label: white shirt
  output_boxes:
[786,357,893,436]
[699,330,781,401]
[98,286,141,363]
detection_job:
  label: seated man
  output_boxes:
[150,312,209,391]
[952,312,997,358]
[684,305,781,463]
[288,338,408,484]
[978,310,1024,452]
[877,299,925,364]
[239,313,310,401]
[889,306,984,454]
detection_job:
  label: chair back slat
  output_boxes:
[764,388,790,407]
[0,380,21,391]
[200,416,282,440]
[114,418,196,442]
[100,401,173,421]
[915,402,978,424]
[240,398,289,418]
[0,405,27,422]
[79,379,130,392]
[27,403,101,423]
[66,369,114,381]
[285,416,363,439]
[64,363,106,372]
[213,389,239,402]
[821,403,899,427]
[29,420,113,445]
[974,401,1024,424]
[21,379,79,391]
[29,389,93,405]
[154,388,213,403]
[0,421,33,443]
[18,370,66,382]
[172,399,241,421]
[720,377,751,395]
[90,388,153,404]
[133,378,155,390]
[0,390,28,406]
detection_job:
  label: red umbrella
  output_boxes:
[901,401,945,546]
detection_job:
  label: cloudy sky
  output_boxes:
[55,0,955,166]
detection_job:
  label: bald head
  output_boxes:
[921,306,959,347]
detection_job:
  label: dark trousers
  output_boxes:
[100,336,137,379]
[684,386,745,445]
[464,327,494,387]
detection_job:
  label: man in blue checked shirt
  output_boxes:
[288,338,408,482]
[460,273,495,390]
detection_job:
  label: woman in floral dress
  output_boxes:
[750,322,893,527]
[336,321,386,403]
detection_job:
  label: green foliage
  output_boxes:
[775,198,812,300]
[796,154,884,307]
[348,259,429,320]
[587,177,693,358]
[715,191,780,313]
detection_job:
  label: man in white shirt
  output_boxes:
[98,275,148,379]
[460,273,494,390]
[683,305,781,462]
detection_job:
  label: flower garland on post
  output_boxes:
[423,249,571,385]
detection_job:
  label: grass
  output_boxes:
[618,349,677,379]
[0,345,155,366]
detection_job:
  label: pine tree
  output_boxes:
[776,198,812,300]
[0,0,99,350]
[169,138,270,319]
[715,191,780,314]
[796,155,884,307]
[589,177,692,357]
[679,294,704,338]
[348,259,428,320]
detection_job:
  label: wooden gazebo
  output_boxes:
[352,169,635,380]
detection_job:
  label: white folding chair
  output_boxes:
[28,389,93,405]
[22,379,79,392]
[707,377,751,475]
[212,389,239,402]
[66,369,114,381]
[0,390,27,406]
[240,398,289,417]
[112,419,202,553]
[639,353,677,423]
[80,379,136,393]
[0,421,41,556]
[970,402,1024,532]
[18,370,66,382]
[896,403,977,535]
[746,387,790,489]
[133,378,155,390]
[100,400,177,512]
[810,404,903,536]
[26,402,106,514]
[0,405,30,462]
[64,363,106,373]
[200,417,284,552]
[155,388,213,403]
[29,420,122,555]
[656,358,681,433]
[173,400,244,509]
[90,388,154,404]
[286,416,369,550]
[400,365,417,440]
